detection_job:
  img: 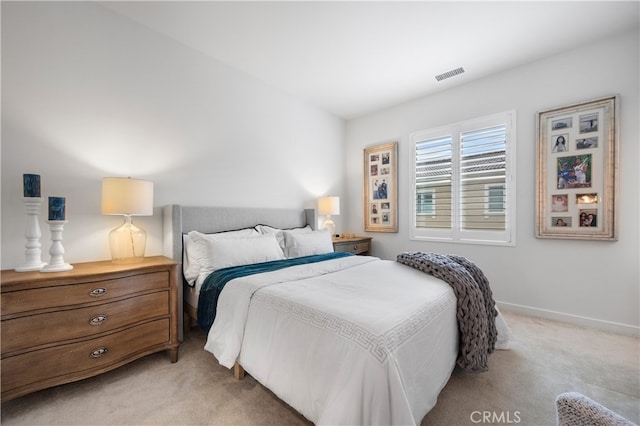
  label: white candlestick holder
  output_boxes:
[15,197,47,272]
[41,220,73,273]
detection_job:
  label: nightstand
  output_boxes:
[0,256,180,402]
[332,236,372,255]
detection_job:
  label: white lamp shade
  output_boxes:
[102,177,154,216]
[318,196,340,216]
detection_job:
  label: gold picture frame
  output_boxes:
[364,142,398,232]
[536,96,619,240]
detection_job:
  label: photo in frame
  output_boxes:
[364,142,398,232]
[536,96,619,240]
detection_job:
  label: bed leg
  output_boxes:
[183,311,192,335]
[233,362,245,380]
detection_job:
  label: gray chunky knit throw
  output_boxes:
[555,392,637,426]
[396,251,498,373]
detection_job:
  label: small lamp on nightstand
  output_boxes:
[101,177,154,264]
[318,196,340,236]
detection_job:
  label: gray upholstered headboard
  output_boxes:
[163,205,317,263]
[162,204,317,340]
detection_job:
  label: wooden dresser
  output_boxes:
[0,256,179,402]
[332,236,372,255]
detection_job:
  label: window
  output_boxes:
[411,111,516,245]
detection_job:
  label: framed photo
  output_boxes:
[364,142,398,232]
[536,96,619,240]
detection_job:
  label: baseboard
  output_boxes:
[497,301,640,337]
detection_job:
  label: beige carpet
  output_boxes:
[1,310,638,426]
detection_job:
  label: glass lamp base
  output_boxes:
[109,216,146,264]
[321,217,336,237]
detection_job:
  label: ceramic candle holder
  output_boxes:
[40,220,73,273]
[15,197,47,272]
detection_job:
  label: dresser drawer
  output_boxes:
[333,240,370,255]
[1,318,170,398]
[1,292,169,355]
[1,271,169,317]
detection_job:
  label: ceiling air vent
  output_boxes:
[435,67,465,82]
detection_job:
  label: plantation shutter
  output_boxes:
[459,125,507,231]
[415,135,453,229]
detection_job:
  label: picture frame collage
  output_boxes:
[363,142,398,232]
[536,96,618,240]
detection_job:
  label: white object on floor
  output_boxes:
[495,306,512,350]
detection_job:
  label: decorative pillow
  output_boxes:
[256,224,312,252]
[283,229,334,258]
[183,228,259,286]
[197,234,285,278]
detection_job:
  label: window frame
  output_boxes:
[410,110,516,246]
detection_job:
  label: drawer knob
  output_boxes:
[89,314,108,326]
[353,245,359,251]
[90,347,108,359]
[89,287,107,297]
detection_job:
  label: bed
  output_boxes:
[163,204,317,339]
[163,204,503,425]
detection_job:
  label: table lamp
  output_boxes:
[318,196,340,236]
[101,177,153,263]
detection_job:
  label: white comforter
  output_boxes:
[205,255,459,425]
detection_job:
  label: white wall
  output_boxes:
[1,2,345,267]
[345,29,639,334]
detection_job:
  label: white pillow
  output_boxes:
[183,228,259,285]
[256,224,312,252]
[197,234,285,279]
[283,230,334,258]
[182,234,201,286]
